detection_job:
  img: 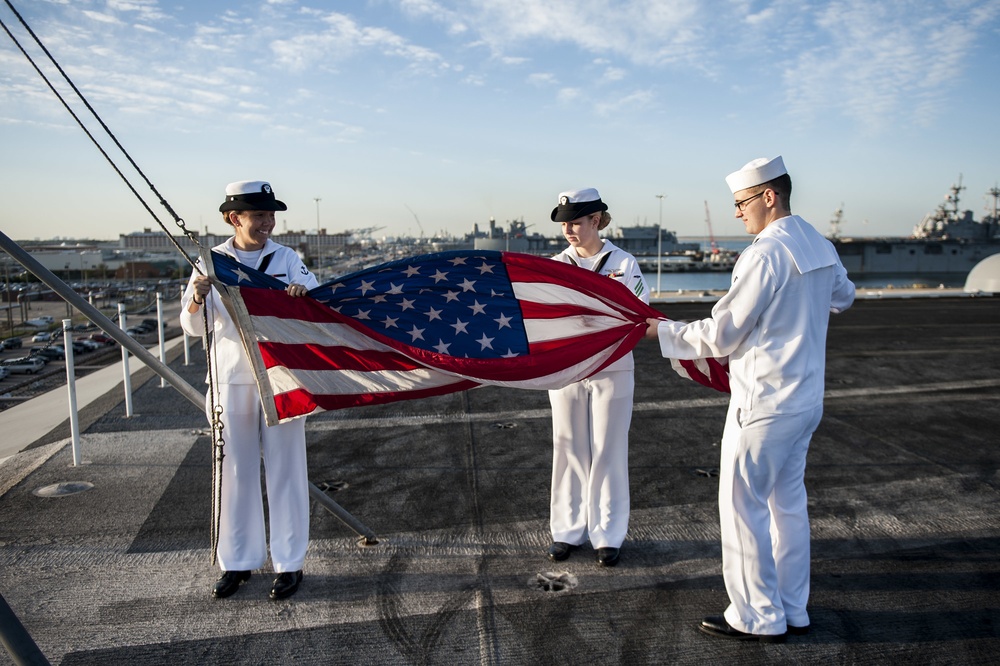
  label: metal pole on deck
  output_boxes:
[0,592,49,666]
[62,319,82,467]
[156,293,166,388]
[0,231,377,543]
[118,304,134,417]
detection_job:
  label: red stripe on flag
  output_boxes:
[518,300,620,320]
[239,287,347,322]
[274,380,480,416]
[259,342,424,372]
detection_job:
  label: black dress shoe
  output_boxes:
[787,624,810,635]
[699,615,787,643]
[547,542,577,562]
[270,571,303,600]
[212,570,251,599]
[596,547,620,567]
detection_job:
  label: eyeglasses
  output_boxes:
[733,191,764,211]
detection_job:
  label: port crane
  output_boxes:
[346,226,385,241]
[404,204,425,238]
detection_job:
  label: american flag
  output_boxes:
[205,249,729,425]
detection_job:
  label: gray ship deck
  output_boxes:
[1,296,998,664]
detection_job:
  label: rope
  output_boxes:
[3,1,231,563]
[0,1,201,269]
[202,298,226,566]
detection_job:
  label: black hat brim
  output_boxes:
[219,192,287,213]
[550,199,608,222]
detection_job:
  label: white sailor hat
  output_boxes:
[550,187,608,222]
[725,156,787,193]
[219,180,287,212]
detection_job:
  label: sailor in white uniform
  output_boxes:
[546,188,649,567]
[646,157,855,641]
[180,180,319,601]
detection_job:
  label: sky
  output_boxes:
[1,0,999,244]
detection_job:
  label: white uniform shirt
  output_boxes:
[553,238,650,373]
[655,215,855,413]
[180,238,318,385]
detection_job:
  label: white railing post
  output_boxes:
[156,292,166,388]
[62,318,82,466]
[118,303,134,417]
[180,284,190,366]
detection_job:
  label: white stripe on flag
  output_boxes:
[512,281,630,318]
[253,315,397,350]
[523,313,629,343]
[267,364,466,396]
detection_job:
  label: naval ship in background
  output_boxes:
[831,180,1000,276]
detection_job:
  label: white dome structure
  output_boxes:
[964,254,1000,293]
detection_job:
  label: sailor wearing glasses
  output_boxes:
[645,157,855,642]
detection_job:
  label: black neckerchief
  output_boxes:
[567,251,613,274]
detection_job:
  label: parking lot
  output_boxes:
[0,296,183,403]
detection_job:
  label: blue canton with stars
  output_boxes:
[316,250,529,358]
[212,249,531,359]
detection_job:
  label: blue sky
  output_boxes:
[2,0,998,243]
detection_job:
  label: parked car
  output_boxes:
[0,366,10,380]
[126,327,146,337]
[1,337,22,350]
[77,339,101,351]
[88,333,116,346]
[2,356,45,374]
[31,331,52,343]
[33,346,65,361]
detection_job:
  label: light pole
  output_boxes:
[656,194,666,294]
[314,197,322,279]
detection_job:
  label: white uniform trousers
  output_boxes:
[212,383,310,573]
[719,402,822,635]
[548,370,633,549]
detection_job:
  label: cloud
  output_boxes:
[270,11,448,73]
[601,67,627,83]
[81,11,124,25]
[6,0,998,144]
[396,0,469,34]
[437,0,706,67]
[595,88,655,116]
[780,0,1000,130]
[527,72,558,87]
[557,87,582,103]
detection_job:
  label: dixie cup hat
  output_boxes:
[725,156,787,193]
[550,187,609,222]
[219,180,288,212]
